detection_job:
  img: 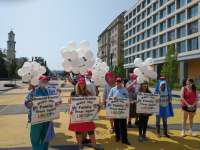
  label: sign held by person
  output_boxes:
[31,95,60,124]
[70,96,99,123]
[136,93,159,114]
[106,98,130,119]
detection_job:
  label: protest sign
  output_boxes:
[70,96,99,123]
[136,93,159,114]
[31,95,60,124]
[106,98,130,119]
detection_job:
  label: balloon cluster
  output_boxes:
[61,41,95,74]
[92,58,109,86]
[133,58,157,84]
[17,61,46,85]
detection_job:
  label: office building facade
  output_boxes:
[124,0,200,83]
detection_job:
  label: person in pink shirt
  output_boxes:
[180,78,198,137]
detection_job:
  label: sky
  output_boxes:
[0,0,135,70]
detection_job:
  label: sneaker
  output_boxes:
[138,136,143,142]
[157,133,161,138]
[188,130,197,137]
[164,133,171,138]
[180,130,186,137]
[122,141,131,145]
[142,136,149,141]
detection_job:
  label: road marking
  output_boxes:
[0,105,10,113]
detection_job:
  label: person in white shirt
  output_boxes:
[85,69,96,96]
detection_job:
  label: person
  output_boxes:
[68,77,97,150]
[180,78,198,137]
[108,77,130,145]
[154,80,173,138]
[126,73,139,127]
[85,69,97,96]
[103,71,115,134]
[24,75,58,150]
[137,81,151,142]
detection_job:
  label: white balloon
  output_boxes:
[39,66,46,74]
[134,68,142,76]
[144,58,153,66]
[31,78,39,86]
[134,58,143,67]
[80,40,90,48]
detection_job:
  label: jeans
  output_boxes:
[138,115,149,137]
[156,115,168,134]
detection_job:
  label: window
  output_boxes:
[160,9,167,19]
[147,6,152,16]
[153,25,159,34]
[168,16,176,28]
[177,0,186,9]
[142,11,146,18]
[142,21,146,29]
[153,2,159,11]
[168,30,176,41]
[160,0,166,6]
[168,2,175,14]
[129,12,132,19]
[160,21,167,31]
[188,4,198,19]
[177,11,186,23]
[159,47,167,57]
[147,39,152,49]
[188,21,198,35]
[153,13,159,23]
[177,26,186,38]
[177,41,187,53]
[160,34,167,44]
[153,49,158,58]
[137,14,141,22]
[153,37,159,46]
[188,37,198,51]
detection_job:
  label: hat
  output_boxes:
[38,75,49,81]
[130,73,137,81]
[160,80,166,87]
[105,71,114,79]
[78,77,86,84]
[116,77,122,82]
[85,69,92,76]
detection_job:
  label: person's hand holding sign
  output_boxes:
[27,101,33,109]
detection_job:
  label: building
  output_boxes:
[6,30,16,62]
[97,11,126,67]
[124,0,200,83]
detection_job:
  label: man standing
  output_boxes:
[108,77,130,145]
[85,69,97,96]
[24,75,57,150]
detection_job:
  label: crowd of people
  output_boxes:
[24,70,199,150]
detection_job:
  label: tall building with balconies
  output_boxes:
[98,11,126,67]
[124,0,200,83]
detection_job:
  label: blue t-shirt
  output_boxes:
[108,86,129,99]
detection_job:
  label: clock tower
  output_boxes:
[7,30,16,61]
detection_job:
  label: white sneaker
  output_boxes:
[188,130,197,137]
[180,130,186,137]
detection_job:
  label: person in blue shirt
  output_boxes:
[24,75,58,150]
[108,77,130,145]
[154,78,174,138]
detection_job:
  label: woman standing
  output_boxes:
[138,81,151,142]
[103,71,115,133]
[180,78,198,137]
[108,77,130,145]
[155,80,173,138]
[68,77,97,150]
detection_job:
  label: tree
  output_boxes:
[161,44,179,89]
[0,50,8,79]
[113,65,125,78]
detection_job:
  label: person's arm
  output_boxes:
[24,92,33,109]
[103,84,107,104]
[192,91,198,107]
[108,88,114,99]
[126,81,136,91]
[180,87,190,106]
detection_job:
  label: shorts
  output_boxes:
[182,106,197,113]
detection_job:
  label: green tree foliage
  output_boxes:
[161,44,179,89]
[0,50,8,79]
